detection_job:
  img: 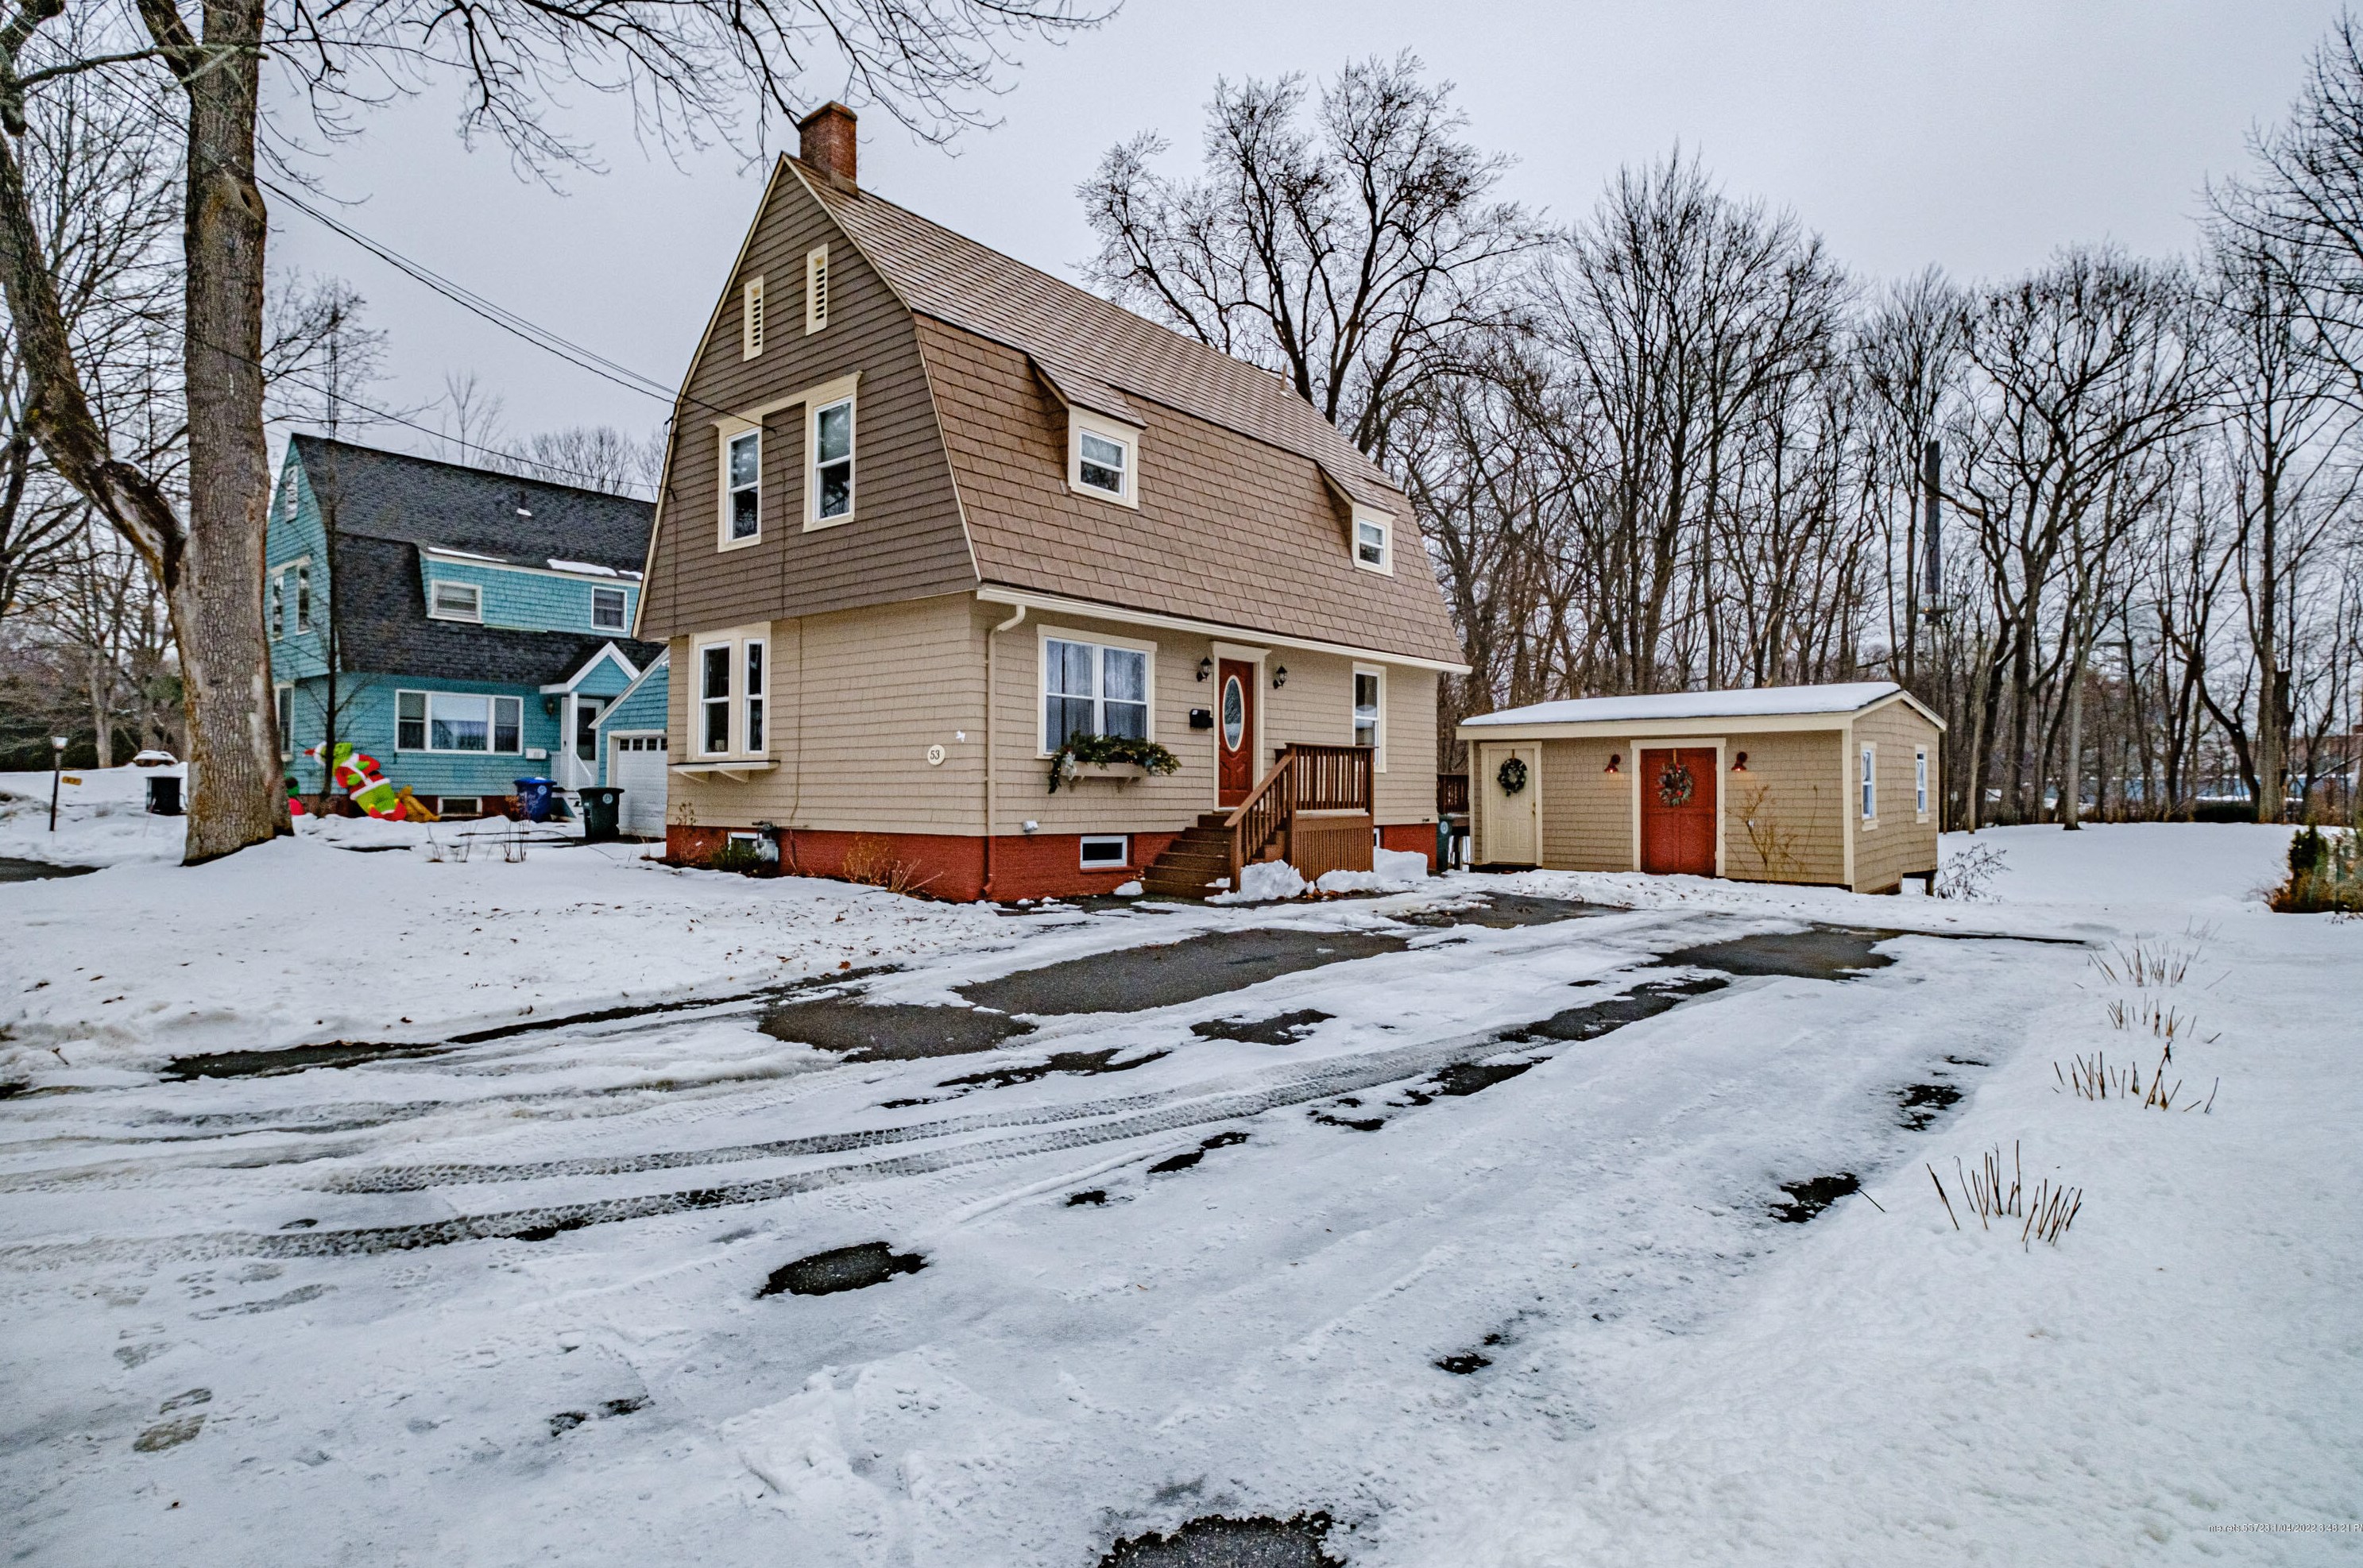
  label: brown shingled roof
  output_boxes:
[789,161,1466,666]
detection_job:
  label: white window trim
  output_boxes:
[1351,504,1394,576]
[1036,623,1158,757]
[1066,408,1140,508]
[275,682,295,760]
[1860,741,1878,827]
[741,275,766,360]
[1352,662,1387,772]
[393,688,525,755]
[269,570,286,638]
[743,635,768,757]
[805,245,830,335]
[693,625,772,759]
[1079,834,1131,869]
[1915,745,1931,823]
[717,423,762,551]
[590,585,629,631]
[427,580,483,623]
[294,562,314,633]
[802,374,861,531]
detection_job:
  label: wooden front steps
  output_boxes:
[1137,745,1376,898]
[1140,813,1244,898]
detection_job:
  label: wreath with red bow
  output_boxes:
[1656,759,1696,808]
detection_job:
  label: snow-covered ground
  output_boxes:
[1,818,2356,1565]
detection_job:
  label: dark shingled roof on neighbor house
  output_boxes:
[291,437,660,686]
[291,435,652,568]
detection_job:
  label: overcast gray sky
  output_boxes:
[265,0,2344,472]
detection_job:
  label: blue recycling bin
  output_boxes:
[512,777,555,822]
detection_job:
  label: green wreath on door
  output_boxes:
[1495,756,1529,796]
[1656,759,1695,807]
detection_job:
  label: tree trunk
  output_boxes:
[2060,642,2088,830]
[174,0,284,860]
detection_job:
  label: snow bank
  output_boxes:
[1210,858,1307,902]
[0,764,188,867]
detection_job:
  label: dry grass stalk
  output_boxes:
[1934,1141,2083,1249]
[840,834,940,898]
[2055,1047,2213,1111]
[2088,938,2200,989]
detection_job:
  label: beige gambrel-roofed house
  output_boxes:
[1456,682,1944,894]
[634,105,1468,900]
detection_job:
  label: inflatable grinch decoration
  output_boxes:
[307,743,404,820]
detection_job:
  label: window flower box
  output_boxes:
[1066,760,1146,784]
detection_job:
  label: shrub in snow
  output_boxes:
[2271,821,2361,914]
[1932,840,2008,901]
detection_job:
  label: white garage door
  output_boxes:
[609,733,668,836]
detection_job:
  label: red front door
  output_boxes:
[1216,658,1256,805]
[1640,747,1718,875]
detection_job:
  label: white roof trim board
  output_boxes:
[1464,682,1940,729]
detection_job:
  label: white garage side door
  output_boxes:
[609,733,668,836]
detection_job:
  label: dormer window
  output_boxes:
[1352,507,1393,574]
[1066,410,1139,508]
[430,581,482,621]
[805,245,830,334]
[742,276,765,359]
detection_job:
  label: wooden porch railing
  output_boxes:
[1224,743,1375,883]
[1437,772,1469,816]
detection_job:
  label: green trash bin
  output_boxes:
[580,786,624,842]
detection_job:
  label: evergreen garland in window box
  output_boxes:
[1047,734,1182,794]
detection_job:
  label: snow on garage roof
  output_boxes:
[1464,681,1911,728]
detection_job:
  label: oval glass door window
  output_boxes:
[1220,676,1245,748]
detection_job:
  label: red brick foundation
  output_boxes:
[663,825,1182,902]
[666,823,1438,901]
[1377,821,1441,874]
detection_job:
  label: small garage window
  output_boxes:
[1915,746,1929,821]
[1860,743,1878,823]
[1080,835,1129,869]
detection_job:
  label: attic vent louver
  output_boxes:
[742,275,766,359]
[805,245,829,334]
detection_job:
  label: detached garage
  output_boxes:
[1456,682,1943,894]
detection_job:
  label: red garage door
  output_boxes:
[1640,747,1717,876]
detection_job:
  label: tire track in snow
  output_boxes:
[0,1014,1643,1265]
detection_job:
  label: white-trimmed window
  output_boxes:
[742,276,766,359]
[724,430,761,544]
[276,684,294,759]
[1860,743,1878,823]
[1080,835,1130,870]
[429,580,482,622]
[269,571,285,636]
[1352,507,1393,574]
[744,639,767,754]
[807,395,855,524]
[1067,411,1139,506]
[1915,746,1930,821]
[396,690,522,754]
[699,643,733,755]
[1042,634,1151,751]
[805,245,830,334]
[591,585,628,631]
[295,564,312,632]
[1352,665,1385,770]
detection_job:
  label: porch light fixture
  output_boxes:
[1604,753,1621,774]
[1271,664,1288,689]
[1197,657,1213,682]
[543,695,561,716]
[1732,751,1750,772]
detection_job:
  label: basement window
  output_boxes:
[1080,835,1130,869]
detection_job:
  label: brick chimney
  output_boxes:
[798,102,857,187]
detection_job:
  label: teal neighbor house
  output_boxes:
[268,436,662,817]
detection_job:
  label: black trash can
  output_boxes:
[145,774,183,816]
[579,786,624,842]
